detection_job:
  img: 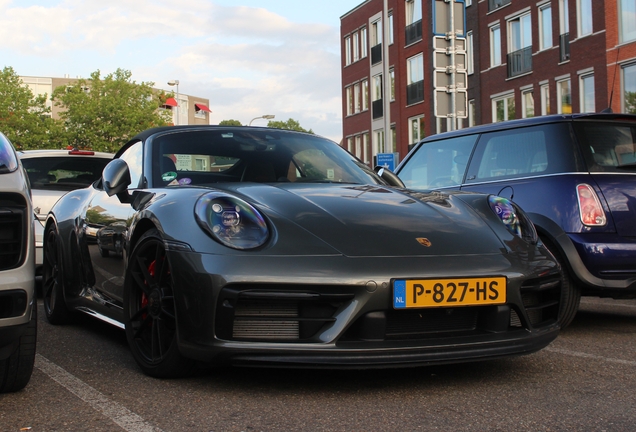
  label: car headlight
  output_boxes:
[488,196,538,244]
[194,192,269,250]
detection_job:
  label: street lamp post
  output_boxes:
[249,114,275,126]
[168,80,180,125]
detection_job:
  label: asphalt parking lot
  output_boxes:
[1,297,635,431]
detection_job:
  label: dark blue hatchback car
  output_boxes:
[396,113,636,327]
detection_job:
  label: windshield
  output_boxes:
[152,129,383,186]
[573,122,636,171]
[0,133,19,174]
[21,155,111,191]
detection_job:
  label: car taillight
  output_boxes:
[577,184,606,226]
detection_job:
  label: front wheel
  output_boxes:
[541,237,581,329]
[123,229,194,378]
[0,305,37,393]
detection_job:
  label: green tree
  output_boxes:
[0,66,63,150]
[267,118,314,134]
[52,68,171,153]
[218,119,243,126]
[625,91,636,114]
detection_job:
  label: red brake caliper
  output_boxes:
[140,260,156,319]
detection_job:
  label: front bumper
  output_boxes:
[167,250,562,367]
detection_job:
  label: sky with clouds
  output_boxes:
[0,0,364,142]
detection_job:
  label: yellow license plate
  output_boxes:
[393,277,507,309]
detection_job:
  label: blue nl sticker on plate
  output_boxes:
[393,280,406,308]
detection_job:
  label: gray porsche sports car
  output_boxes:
[43,126,562,378]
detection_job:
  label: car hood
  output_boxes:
[224,183,505,257]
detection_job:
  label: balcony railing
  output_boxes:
[405,20,422,46]
[488,0,511,12]
[560,33,570,62]
[507,46,533,78]
[372,99,383,119]
[406,81,424,106]
[371,44,382,65]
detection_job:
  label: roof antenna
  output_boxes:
[602,47,620,113]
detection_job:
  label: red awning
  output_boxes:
[195,103,212,112]
[163,97,178,107]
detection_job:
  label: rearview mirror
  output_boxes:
[102,159,131,202]
[374,166,405,188]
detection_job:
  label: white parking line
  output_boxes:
[545,347,636,367]
[35,354,162,432]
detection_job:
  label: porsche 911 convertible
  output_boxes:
[43,126,562,378]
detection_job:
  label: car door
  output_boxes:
[82,141,143,303]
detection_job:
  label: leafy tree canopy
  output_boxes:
[267,118,314,134]
[0,66,63,150]
[218,119,243,126]
[52,68,171,153]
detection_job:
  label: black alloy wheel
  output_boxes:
[124,229,194,378]
[42,224,71,325]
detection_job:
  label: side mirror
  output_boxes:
[102,159,131,201]
[374,166,405,188]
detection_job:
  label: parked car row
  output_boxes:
[6,112,635,387]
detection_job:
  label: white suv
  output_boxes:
[0,132,36,393]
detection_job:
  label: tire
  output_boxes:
[541,236,581,329]
[42,224,71,325]
[124,229,194,378]
[0,305,37,393]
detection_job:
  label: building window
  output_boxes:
[490,24,502,67]
[354,83,361,114]
[372,74,383,119]
[492,93,515,122]
[522,89,535,118]
[559,0,570,61]
[346,86,353,116]
[489,0,511,12]
[406,0,422,25]
[353,31,360,62]
[557,78,572,114]
[345,36,352,66]
[362,79,369,111]
[390,69,395,101]
[407,53,424,105]
[580,73,595,113]
[540,4,553,50]
[374,129,385,155]
[468,99,475,127]
[408,116,425,145]
[623,63,636,113]
[507,13,532,77]
[347,137,353,153]
[389,13,394,45]
[371,19,383,64]
[355,135,362,159]
[620,0,636,43]
[361,27,368,58]
[578,0,593,37]
[363,133,370,164]
[541,83,551,115]
[467,31,474,75]
[466,0,472,6]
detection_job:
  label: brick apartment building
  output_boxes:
[21,75,212,126]
[341,0,636,167]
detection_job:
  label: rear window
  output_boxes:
[573,122,636,172]
[22,156,111,191]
